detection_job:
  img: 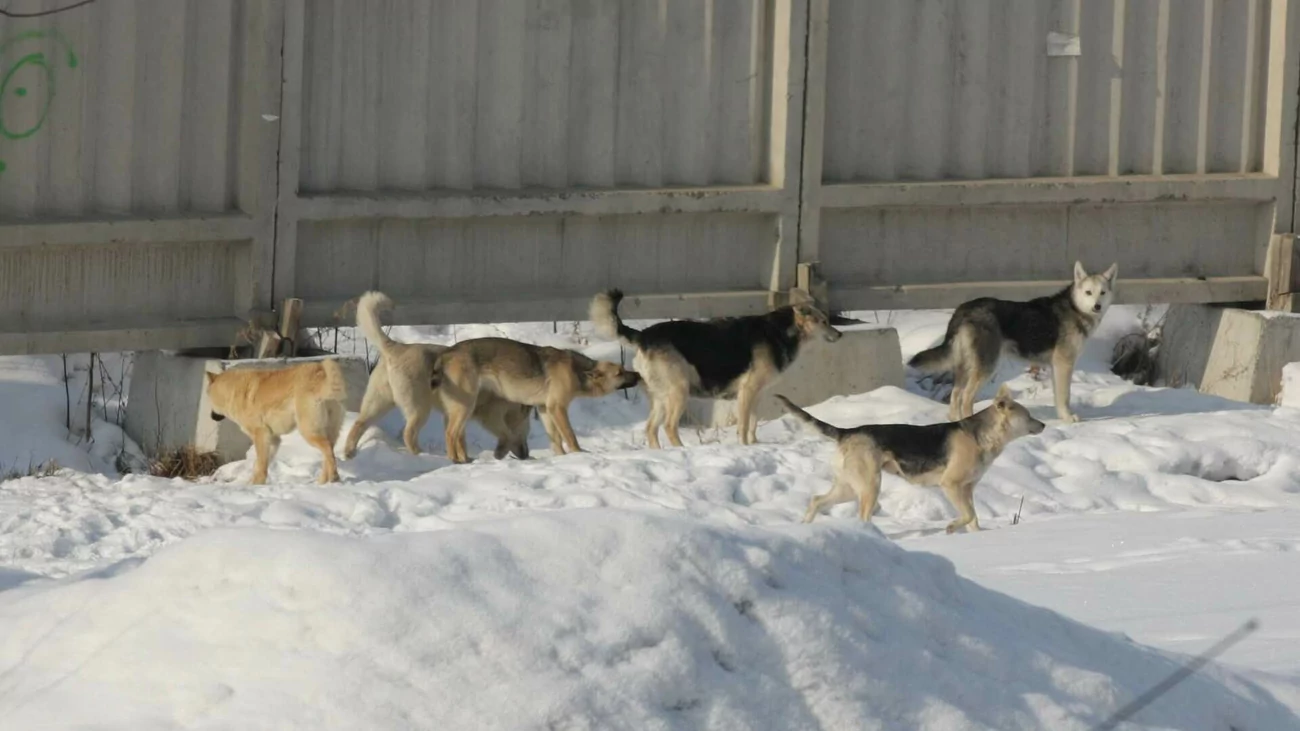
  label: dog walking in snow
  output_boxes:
[590,289,842,448]
[206,359,349,485]
[908,262,1118,423]
[431,337,640,463]
[778,387,1044,534]
[343,291,532,461]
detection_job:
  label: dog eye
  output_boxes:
[1085,290,1092,295]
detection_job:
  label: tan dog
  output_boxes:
[343,292,532,460]
[778,385,1045,534]
[206,359,348,485]
[433,337,640,463]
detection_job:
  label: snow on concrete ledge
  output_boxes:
[0,509,1293,730]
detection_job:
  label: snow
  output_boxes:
[1282,362,1300,408]
[1,305,1300,729]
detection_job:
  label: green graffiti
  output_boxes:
[0,29,78,170]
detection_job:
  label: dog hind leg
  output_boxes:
[1051,348,1079,423]
[343,377,394,459]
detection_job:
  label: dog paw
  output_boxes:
[945,523,958,535]
[1059,413,1080,424]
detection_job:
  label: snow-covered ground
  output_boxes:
[2,305,1300,729]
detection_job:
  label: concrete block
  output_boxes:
[1156,305,1300,404]
[126,348,370,462]
[685,327,905,427]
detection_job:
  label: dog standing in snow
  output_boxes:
[779,386,1045,533]
[908,261,1118,423]
[206,359,349,485]
[590,289,842,448]
[343,291,532,461]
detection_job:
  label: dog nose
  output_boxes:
[1033,421,1045,434]
[826,328,843,342]
[1092,304,1102,312]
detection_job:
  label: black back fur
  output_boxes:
[963,285,1091,360]
[854,422,958,478]
[635,308,805,397]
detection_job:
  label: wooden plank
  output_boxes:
[475,0,527,189]
[766,0,809,292]
[298,290,778,329]
[0,215,256,248]
[426,0,479,189]
[378,0,432,190]
[1261,0,1290,176]
[831,276,1271,311]
[183,0,236,212]
[132,0,187,212]
[798,0,830,265]
[521,0,573,188]
[292,186,789,220]
[92,0,137,213]
[615,0,665,186]
[566,0,617,187]
[1266,234,1299,311]
[0,318,251,357]
[273,0,306,304]
[1045,0,1081,177]
[237,0,285,314]
[819,173,1280,209]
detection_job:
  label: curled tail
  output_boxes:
[316,358,349,403]
[589,289,643,346]
[356,291,397,356]
[775,395,843,440]
[907,321,959,373]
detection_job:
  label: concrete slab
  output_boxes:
[126,348,370,462]
[1156,305,1300,405]
[685,327,905,427]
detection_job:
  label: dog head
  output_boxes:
[792,303,842,343]
[1071,261,1118,316]
[582,360,641,396]
[205,371,229,422]
[991,384,1046,438]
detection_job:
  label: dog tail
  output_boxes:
[316,358,349,403]
[590,289,642,346]
[356,291,397,355]
[907,323,958,373]
[775,395,843,440]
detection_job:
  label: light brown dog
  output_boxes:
[433,337,640,463]
[779,385,1045,534]
[206,359,348,485]
[343,292,532,460]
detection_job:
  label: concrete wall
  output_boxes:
[0,0,1296,355]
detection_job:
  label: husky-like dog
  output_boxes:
[590,290,842,448]
[432,338,640,463]
[206,359,348,485]
[908,261,1118,423]
[342,292,532,461]
[778,386,1045,533]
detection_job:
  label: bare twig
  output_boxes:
[0,0,96,18]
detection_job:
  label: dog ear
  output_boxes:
[1073,260,1087,283]
[1103,262,1119,283]
[205,371,216,384]
[788,287,814,306]
[995,383,1011,402]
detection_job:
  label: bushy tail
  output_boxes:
[589,289,643,346]
[356,291,396,356]
[316,358,349,403]
[907,323,958,373]
[775,395,843,440]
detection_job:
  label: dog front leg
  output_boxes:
[536,406,565,455]
[941,479,980,534]
[1051,350,1079,423]
[248,429,272,485]
[550,402,583,454]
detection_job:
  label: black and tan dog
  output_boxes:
[342,291,532,461]
[777,386,1044,534]
[590,290,841,448]
[432,338,640,463]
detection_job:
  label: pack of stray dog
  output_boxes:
[204,261,1117,536]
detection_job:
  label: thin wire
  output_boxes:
[0,0,95,19]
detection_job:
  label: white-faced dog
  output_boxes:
[908,262,1118,423]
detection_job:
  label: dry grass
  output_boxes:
[2,459,61,482]
[150,445,224,480]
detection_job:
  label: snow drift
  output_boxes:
[0,510,1293,730]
